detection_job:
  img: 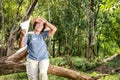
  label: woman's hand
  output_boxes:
[36,17,47,24]
[19,29,26,48]
[21,29,26,37]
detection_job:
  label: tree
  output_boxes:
[85,0,95,58]
[6,0,38,56]
[0,0,5,56]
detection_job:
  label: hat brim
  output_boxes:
[30,18,37,26]
[31,17,49,31]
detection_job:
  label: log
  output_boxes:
[0,62,26,75]
[5,46,28,62]
[0,47,95,80]
[112,67,120,73]
[0,62,94,80]
[48,65,93,80]
[101,53,120,64]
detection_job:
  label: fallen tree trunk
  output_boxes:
[0,47,95,80]
[112,67,120,73]
[0,62,94,80]
[48,65,92,80]
[101,53,120,64]
[94,53,120,74]
[5,46,27,62]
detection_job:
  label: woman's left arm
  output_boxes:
[45,22,57,37]
[36,17,57,37]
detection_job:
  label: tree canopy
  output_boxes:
[0,0,120,59]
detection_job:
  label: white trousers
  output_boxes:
[26,58,49,80]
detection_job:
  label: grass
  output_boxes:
[99,74,120,80]
[0,72,27,80]
[0,72,69,80]
[0,73,119,80]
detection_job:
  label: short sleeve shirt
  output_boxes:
[24,31,49,61]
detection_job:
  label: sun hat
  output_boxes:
[30,17,49,31]
[30,17,38,26]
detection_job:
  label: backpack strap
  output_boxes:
[27,33,32,45]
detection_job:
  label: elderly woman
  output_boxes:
[19,17,57,80]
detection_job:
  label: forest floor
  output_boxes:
[94,55,120,73]
[88,55,120,80]
[0,55,120,80]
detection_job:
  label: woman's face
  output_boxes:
[34,22,44,32]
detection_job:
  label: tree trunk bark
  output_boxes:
[52,39,55,58]
[96,34,100,56]
[85,30,89,58]
[77,26,81,56]
[86,0,95,58]
[77,1,81,57]
[58,39,61,56]
[7,0,38,56]
[0,47,95,80]
[0,0,5,56]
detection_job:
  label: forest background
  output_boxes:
[0,0,120,80]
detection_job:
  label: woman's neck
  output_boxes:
[34,30,40,35]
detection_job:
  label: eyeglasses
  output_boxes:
[36,23,43,27]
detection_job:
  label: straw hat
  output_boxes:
[30,17,38,26]
[30,17,49,30]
